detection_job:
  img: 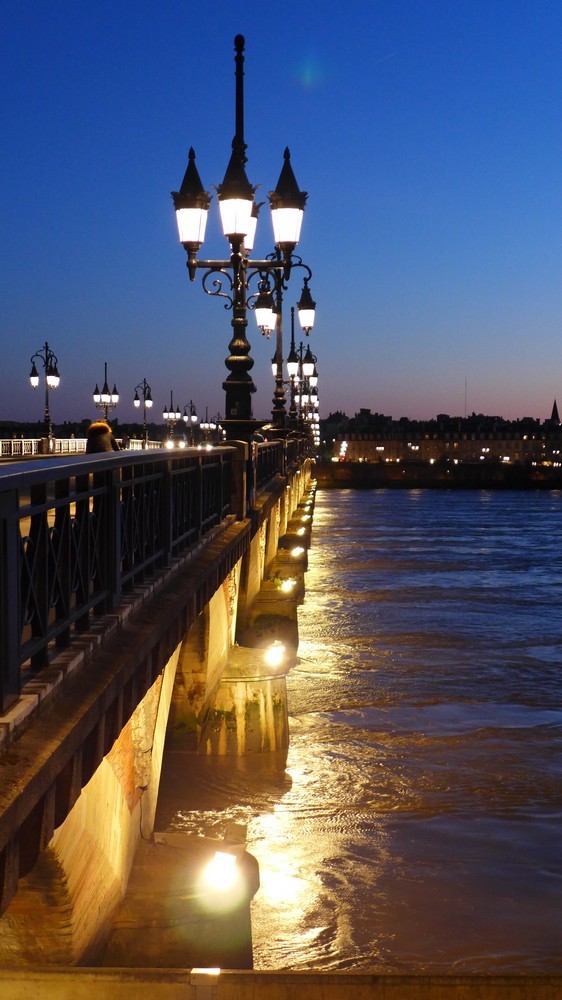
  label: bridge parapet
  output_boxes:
[0,436,312,721]
[0,448,237,716]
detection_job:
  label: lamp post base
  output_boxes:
[220,418,267,443]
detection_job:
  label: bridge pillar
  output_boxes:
[168,561,242,748]
[198,645,290,755]
[0,643,183,966]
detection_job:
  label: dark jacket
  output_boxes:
[86,420,120,453]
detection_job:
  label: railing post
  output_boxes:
[221,450,233,519]
[101,467,122,610]
[28,484,50,672]
[160,458,173,568]
[54,477,72,649]
[0,490,21,713]
[226,441,249,520]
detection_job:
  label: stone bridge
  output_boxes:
[0,438,314,966]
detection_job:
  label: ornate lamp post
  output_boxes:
[172,35,315,441]
[29,341,60,446]
[182,400,198,444]
[285,310,316,430]
[162,391,182,439]
[92,362,119,421]
[199,407,213,445]
[258,258,316,430]
[133,379,153,448]
[286,324,319,435]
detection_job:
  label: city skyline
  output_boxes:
[2,1,562,426]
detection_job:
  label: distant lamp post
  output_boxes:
[29,341,60,447]
[182,400,199,444]
[92,362,119,421]
[285,309,303,429]
[172,35,315,441]
[162,391,182,440]
[260,255,316,431]
[133,378,153,448]
[200,407,218,446]
[286,319,319,443]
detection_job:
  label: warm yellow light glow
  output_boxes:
[202,851,239,891]
[291,546,305,557]
[297,527,305,536]
[280,578,296,593]
[301,514,311,522]
[264,641,286,668]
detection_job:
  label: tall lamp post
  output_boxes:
[29,341,60,448]
[133,379,153,448]
[172,34,316,442]
[182,400,198,444]
[258,257,316,431]
[92,362,119,421]
[162,391,182,439]
[286,311,316,429]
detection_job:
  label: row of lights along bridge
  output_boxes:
[28,338,319,450]
[28,35,320,450]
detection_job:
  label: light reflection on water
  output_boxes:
[156,489,562,972]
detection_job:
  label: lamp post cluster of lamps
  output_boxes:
[162,393,201,448]
[284,307,320,448]
[172,34,317,440]
[27,39,320,453]
[92,362,119,421]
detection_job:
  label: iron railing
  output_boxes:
[0,438,309,712]
[0,448,235,711]
[255,440,284,491]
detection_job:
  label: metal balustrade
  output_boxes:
[0,437,312,713]
[0,448,237,712]
[254,436,312,491]
[255,440,284,490]
[0,437,313,462]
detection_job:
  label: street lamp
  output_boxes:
[258,255,316,431]
[162,390,182,439]
[286,309,317,430]
[133,378,153,448]
[92,362,119,421]
[286,318,319,438]
[172,35,315,442]
[29,341,60,446]
[183,400,198,444]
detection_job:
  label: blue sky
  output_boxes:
[2,0,562,427]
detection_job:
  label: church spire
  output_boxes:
[550,398,560,425]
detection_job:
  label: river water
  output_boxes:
[156,488,562,973]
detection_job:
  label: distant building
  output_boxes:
[330,406,562,467]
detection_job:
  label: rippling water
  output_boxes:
[156,489,562,973]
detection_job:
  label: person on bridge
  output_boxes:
[86,420,121,453]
